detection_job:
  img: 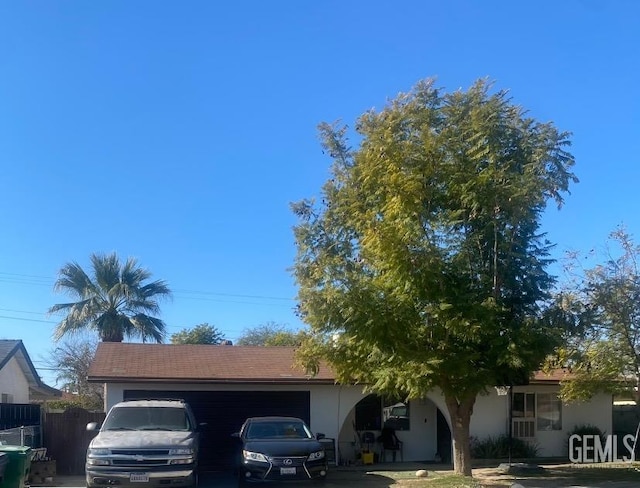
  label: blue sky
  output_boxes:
[1,0,638,387]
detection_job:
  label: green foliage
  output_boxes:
[566,424,606,456]
[567,423,606,438]
[237,321,306,346]
[292,77,577,475]
[46,396,102,411]
[470,435,539,459]
[549,227,640,402]
[170,323,226,344]
[48,252,172,342]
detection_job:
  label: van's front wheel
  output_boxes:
[186,470,199,488]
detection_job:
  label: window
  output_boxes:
[537,393,562,431]
[1,393,13,403]
[354,394,411,431]
[512,393,535,418]
[383,397,410,431]
[511,392,535,438]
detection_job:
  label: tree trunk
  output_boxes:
[444,393,477,476]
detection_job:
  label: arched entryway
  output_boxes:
[336,393,452,464]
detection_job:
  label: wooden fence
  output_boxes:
[42,408,106,475]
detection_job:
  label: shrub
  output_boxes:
[567,423,606,439]
[46,396,102,412]
[470,434,539,459]
[566,423,606,460]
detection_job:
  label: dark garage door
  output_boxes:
[123,390,311,471]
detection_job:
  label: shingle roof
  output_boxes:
[530,368,573,384]
[88,342,566,386]
[88,342,336,383]
[0,339,61,398]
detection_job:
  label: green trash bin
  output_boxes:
[0,445,32,488]
[0,452,9,485]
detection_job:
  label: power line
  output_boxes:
[0,314,56,324]
[0,307,48,315]
[173,289,293,301]
[0,271,296,302]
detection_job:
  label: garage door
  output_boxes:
[123,390,310,471]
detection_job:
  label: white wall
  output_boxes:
[102,382,613,462]
[471,389,510,439]
[103,382,367,442]
[404,397,438,461]
[104,382,443,463]
[508,385,613,457]
[0,357,30,403]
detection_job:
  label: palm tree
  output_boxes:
[49,252,172,343]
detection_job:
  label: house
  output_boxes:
[88,342,612,469]
[0,340,61,404]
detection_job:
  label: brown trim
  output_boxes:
[88,377,337,384]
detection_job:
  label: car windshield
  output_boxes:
[245,420,312,440]
[102,407,191,431]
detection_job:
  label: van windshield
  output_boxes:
[102,407,191,431]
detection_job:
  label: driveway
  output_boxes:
[34,464,640,488]
[33,471,396,488]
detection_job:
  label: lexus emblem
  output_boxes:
[283,459,293,465]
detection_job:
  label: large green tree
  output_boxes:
[171,323,226,344]
[292,78,577,475]
[549,227,640,403]
[49,252,172,343]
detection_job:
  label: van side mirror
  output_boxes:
[86,422,99,431]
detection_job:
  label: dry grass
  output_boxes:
[349,462,640,487]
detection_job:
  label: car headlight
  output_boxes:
[169,458,194,465]
[88,448,110,456]
[308,450,325,461]
[169,448,194,455]
[87,458,111,466]
[242,450,269,463]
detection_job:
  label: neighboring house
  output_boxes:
[88,342,612,469]
[0,340,61,404]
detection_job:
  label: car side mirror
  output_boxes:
[231,432,240,438]
[86,422,99,431]
[197,422,208,431]
[316,433,325,440]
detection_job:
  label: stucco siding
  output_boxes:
[509,385,612,457]
[470,390,510,440]
[0,357,30,403]
[101,381,612,462]
[404,398,438,461]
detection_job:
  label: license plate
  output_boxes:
[130,473,149,482]
[280,467,296,475]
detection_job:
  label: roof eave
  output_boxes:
[88,377,337,384]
